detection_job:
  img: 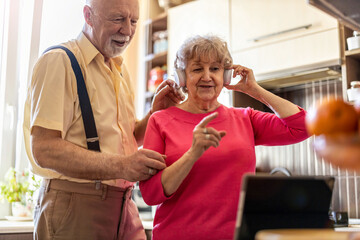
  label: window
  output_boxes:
[0,0,84,218]
[38,0,84,53]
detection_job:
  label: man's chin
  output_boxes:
[109,46,127,58]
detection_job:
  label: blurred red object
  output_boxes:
[148,66,166,93]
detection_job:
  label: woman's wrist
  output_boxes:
[186,149,201,163]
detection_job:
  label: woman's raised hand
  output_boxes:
[189,112,226,160]
[225,65,259,94]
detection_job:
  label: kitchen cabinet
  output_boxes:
[341,26,360,100]
[167,0,230,74]
[231,0,338,52]
[230,0,341,78]
[0,220,33,240]
[232,28,341,78]
[0,233,32,240]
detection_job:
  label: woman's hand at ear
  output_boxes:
[225,65,260,94]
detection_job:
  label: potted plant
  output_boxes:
[0,167,41,218]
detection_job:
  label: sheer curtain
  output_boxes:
[0,0,39,217]
[0,0,84,218]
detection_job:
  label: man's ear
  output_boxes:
[83,5,93,26]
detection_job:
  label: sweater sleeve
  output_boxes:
[250,107,310,146]
[139,114,172,205]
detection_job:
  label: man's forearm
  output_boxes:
[31,127,124,180]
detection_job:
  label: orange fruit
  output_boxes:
[306,97,358,136]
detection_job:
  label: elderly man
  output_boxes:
[23,0,183,239]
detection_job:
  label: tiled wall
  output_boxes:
[255,78,360,218]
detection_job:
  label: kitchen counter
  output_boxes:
[3,219,359,238]
[0,220,33,234]
[0,218,153,233]
[0,220,33,240]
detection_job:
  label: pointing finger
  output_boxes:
[196,112,219,128]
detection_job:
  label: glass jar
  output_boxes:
[153,30,168,54]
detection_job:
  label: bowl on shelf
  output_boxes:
[347,31,360,51]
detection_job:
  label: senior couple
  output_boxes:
[24,0,309,239]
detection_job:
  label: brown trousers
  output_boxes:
[33,179,146,240]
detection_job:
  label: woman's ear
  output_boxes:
[83,5,93,26]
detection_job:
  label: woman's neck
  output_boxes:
[179,100,221,114]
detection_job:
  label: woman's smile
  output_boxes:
[197,83,215,89]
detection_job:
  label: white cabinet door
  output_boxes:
[167,0,230,74]
[232,28,341,77]
[231,0,338,52]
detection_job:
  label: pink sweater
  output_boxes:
[140,105,309,240]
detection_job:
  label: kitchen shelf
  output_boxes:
[145,12,167,31]
[145,51,167,65]
[345,48,360,60]
[142,3,168,115]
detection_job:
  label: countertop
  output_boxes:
[1,218,360,234]
[0,220,33,234]
[0,218,154,234]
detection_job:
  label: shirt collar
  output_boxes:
[77,32,124,66]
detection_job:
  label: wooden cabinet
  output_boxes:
[0,233,32,240]
[341,26,360,100]
[143,12,168,114]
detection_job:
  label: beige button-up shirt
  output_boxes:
[23,32,138,188]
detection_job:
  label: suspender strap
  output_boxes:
[44,45,100,152]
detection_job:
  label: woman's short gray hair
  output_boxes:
[174,35,233,70]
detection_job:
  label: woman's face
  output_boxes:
[185,56,224,104]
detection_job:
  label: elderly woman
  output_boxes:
[139,35,309,240]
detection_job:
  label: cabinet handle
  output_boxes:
[250,24,312,42]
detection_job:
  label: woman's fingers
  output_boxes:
[230,65,254,81]
[193,113,226,150]
[204,127,225,141]
[196,112,219,128]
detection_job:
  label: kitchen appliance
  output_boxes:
[256,65,341,89]
[234,174,335,240]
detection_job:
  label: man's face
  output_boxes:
[89,0,139,58]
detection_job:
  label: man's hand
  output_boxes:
[122,149,167,182]
[151,79,185,113]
